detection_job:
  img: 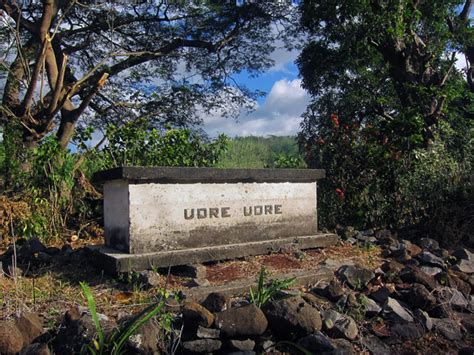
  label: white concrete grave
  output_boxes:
[91,167,338,272]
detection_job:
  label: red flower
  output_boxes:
[331,114,340,128]
[335,188,345,200]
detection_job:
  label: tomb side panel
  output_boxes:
[128,182,317,254]
[104,180,131,253]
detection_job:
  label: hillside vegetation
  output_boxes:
[216,136,306,169]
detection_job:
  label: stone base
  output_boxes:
[88,234,339,273]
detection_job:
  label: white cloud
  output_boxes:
[455,51,468,71]
[203,78,310,137]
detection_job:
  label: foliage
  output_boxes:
[0,0,298,153]
[216,136,306,168]
[249,267,296,308]
[298,1,474,233]
[95,120,229,168]
[79,282,166,355]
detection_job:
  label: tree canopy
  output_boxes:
[0,0,296,150]
[298,0,474,149]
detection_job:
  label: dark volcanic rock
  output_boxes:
[418,238,439,250]
[125,318,161,354]
[369,287,392,304]
[325,279,345,301]
[388,323,425,343]
[360,335,390,355]
[19,343,50,355]
[181,339,222,353]
[434,287,468,310]
[264,296,321,338]
[215,304,267,337]
[399,268,438,290]
[227,339,255,351]
[337,265,375,290]
[15,313,44,345]
[0,321,24,354]
[321,309,359,341]
[182,302,215,329]
[406,283,437,310]
[53,306,116,354]
[297,331,334,352]
[201,292,229,313]
[418,251,446,268]
[383,297,414,322]
[432,318,462,340]
[196,326,220,339]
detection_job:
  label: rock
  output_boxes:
[201,292,229,313]
[342,226,356,239]
[53,306,116,354]
[447,272,472,298]
[459,313,474,333]
[453,259,474,274]
[228,339,255,351]
[137,271,161,288]
[406,283,437,310]
[414,309,432,331]
[331,338,356,355]
[301,292,327,310]
[389,323,425,343]
[325,279,345,301]
[375,229,394,243]
[459,347,474,355]
[0,321,24,354]
[264,296,321,338]
[15,313,44,345]
[126,318,160,354]
[404,242,422,257]
[333,314,358,340]
[337,265,375,290]
[381,260,404,275]
[435,287,468,310]
[215,304,267,337]
[182,302,215,329]
[19,343,50,355]
[196,326,220,339]
[181,339,222,353]
[418,251,445,268]
[188,278,211,287]
[453,248,473,261]
[399,268,438,290]
[321,309,358,340]
[432,318,462,340]
[26,238,47,254]
[369,287,392,304]
[383,298,413,322]
[297,331,334,352]
[420,266,442,276]
[418,238,439,250]
[359,295,381,317]
[360,335,390,355]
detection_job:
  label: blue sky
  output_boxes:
[202,47,311,138]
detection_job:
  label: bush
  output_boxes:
[0,122,229,242]
[300,112,473,236]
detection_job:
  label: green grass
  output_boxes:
[215,135,305,168]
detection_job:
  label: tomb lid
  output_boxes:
[92,166,325,184]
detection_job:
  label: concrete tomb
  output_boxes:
[91,167,338,272]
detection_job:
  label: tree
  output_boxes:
[298,0,474,147]
[0,0,296,154]
[297,0,474,229]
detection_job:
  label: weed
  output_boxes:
[249,267,296,308]
[79,281,166,355]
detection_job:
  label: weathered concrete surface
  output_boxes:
[104,181,319,254]
[93,166,325,184]
[88,234,339,273]
[181,267,334,304]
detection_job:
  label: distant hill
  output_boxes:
[216,136,306,169]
